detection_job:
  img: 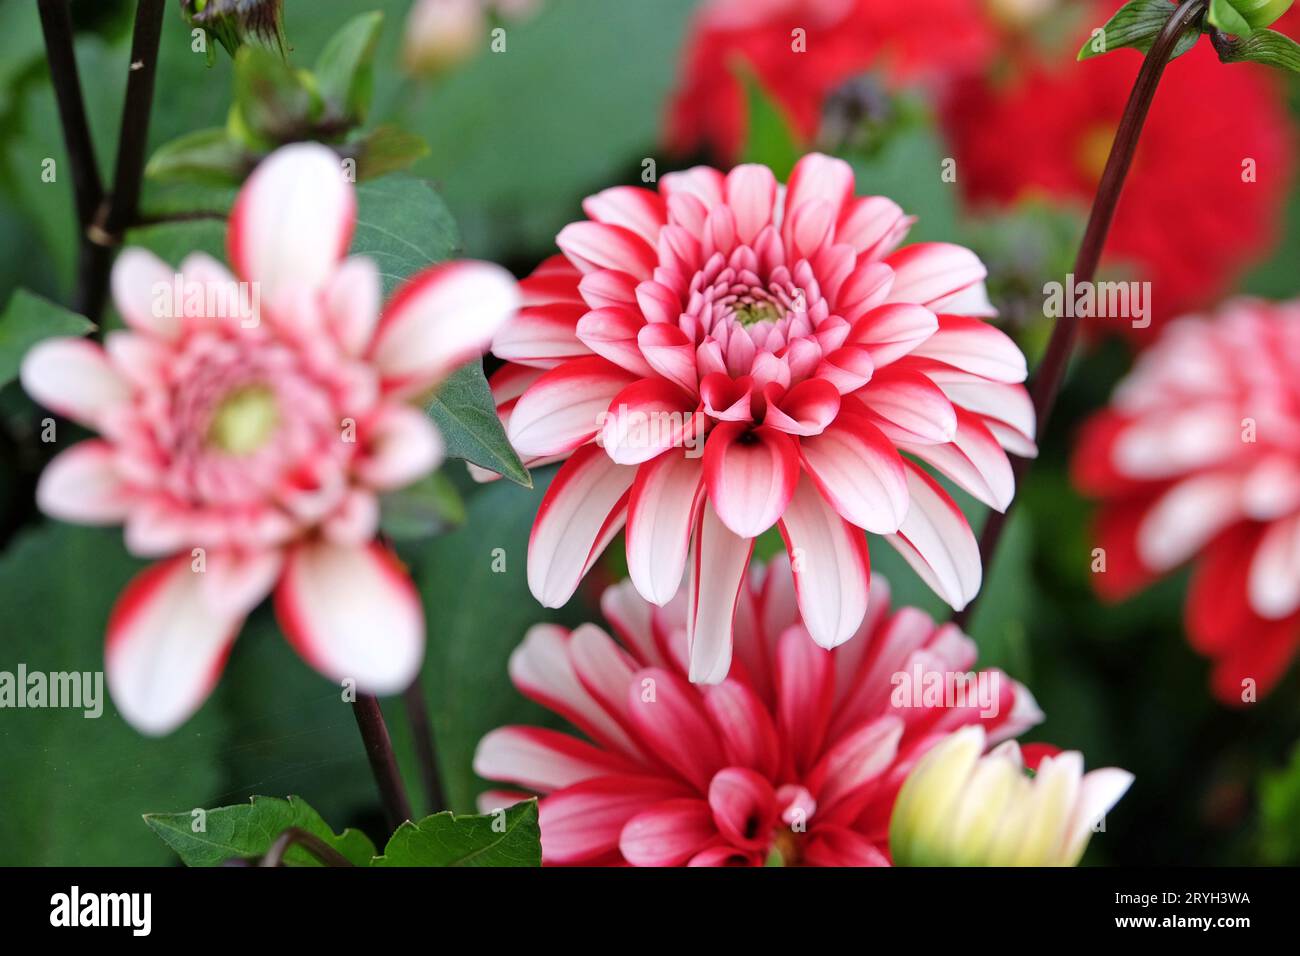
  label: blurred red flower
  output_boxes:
[943,7,1294,339]
[667,0,996,162]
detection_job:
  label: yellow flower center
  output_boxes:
[208,385,278,455]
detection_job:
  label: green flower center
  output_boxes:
[208,385,279,455]
[733,301,782,328]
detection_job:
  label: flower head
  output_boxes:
[943,9,1292,337]
[474,562,1045,866]
[667,0,996,162]
[1073,297,1300,703]
[490,152,1035,681]
[889,725,1133,866]
[21,143,519,734]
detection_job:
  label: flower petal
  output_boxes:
[370,260,520,397]
[35,440,130,524]
[703,422,799,539]
[886,463,982,611]
[106,557,244,735]
[777,474,871,649]
[799,411,909,533]
[527,444,636,607]
[619,799,717,866]
[21,337,130,430]
[474,725,639,793]
[228,142,354,297]
[508,357,639,459]
[273,540,424,694]
[355,404,444,490]
[625,449,706,606]
[687,502,755,683]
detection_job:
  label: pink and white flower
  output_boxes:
[489,153,1035,681]
[1073,297,1300,704]
[473,561,1045,866]
[20,143,519,735]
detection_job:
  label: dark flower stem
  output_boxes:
[352,692,414,833]
[259,827,355,867]
[37,0,166,322]
[36,0,106,319]
[404,676,448,814]
[952,0,1207,632]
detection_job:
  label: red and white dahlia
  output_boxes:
[474,561,1045,866]
[1073,297,1300,703]
[490,153,1036,681]
[20,143,519,734]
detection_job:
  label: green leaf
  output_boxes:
[1214,26,1300,70]
[737,64,801,180]
[372,800,541,866]
[229,45,321,150]
[353,124,431,181]
[380,471,467,540]
[0,525,225,864]
[350,174,461,296]
[1208,0,1255,36]
[145,127,250,186]
[315,11,385,126]
[144,795,376,866]
[1077,0,1203,60]
[124,219,228,265]
[426,361,530,487]
[0,289,95,387]
[1258,741,1300,864]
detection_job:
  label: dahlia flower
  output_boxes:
[667,0,996,162]
[890,725,1133,866]
[1073,297,1300,704]
[474,562,1045,866]
[490,152,1035,681]
[943,4,1292,336]
[20,142,519,734]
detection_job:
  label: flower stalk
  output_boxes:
[37,0,167,323]
[352,693,414,833]
[404,677,448,814]
[953,0,1209,631]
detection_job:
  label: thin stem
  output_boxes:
[952,0,1207,631]
[73,0,167,323]
[352,693,413,833]
[259,827,355,867]
[37,0,109,319]
[36,0,103,228]
[403,677,447,814]
[103,0,166,238]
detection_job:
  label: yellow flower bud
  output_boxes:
[889,726,1134,866]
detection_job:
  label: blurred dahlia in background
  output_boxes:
[942,0,1294,339]
[1073,297,1300,704]
[474,563,1059,866]
[487,153,1036,683]
[667,0,997,162]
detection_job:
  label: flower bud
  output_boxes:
[402,0,487,76]
[889,726,1134,866]
[181,0,287,59]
